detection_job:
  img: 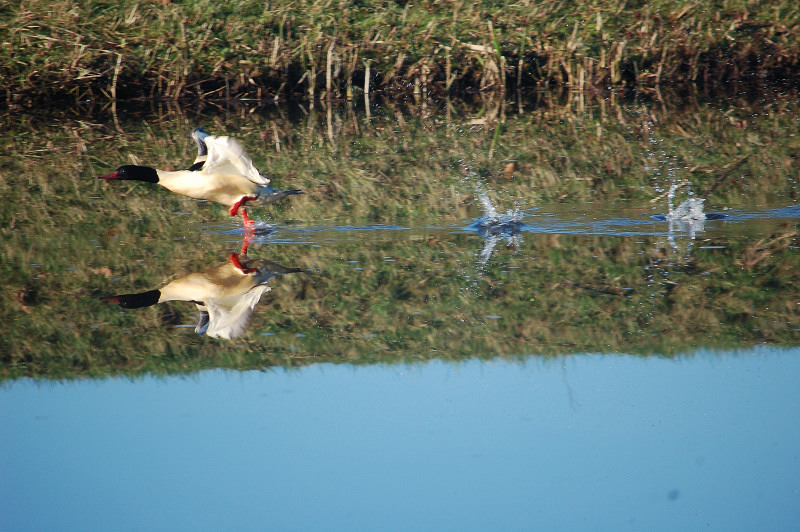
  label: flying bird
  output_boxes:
[98,128,302,225]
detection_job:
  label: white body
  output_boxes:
[158,135,272,209]
[157,257,291,339]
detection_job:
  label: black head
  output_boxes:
[101,289,161,309]
[98,165,159,183]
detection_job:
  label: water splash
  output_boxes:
[467,170,522,224]
[471,186,523,265]
[454,165,526,298]
[652,181,728,241]
[477,190,499,221]
[634,108,726,242]
[666,183,706,223]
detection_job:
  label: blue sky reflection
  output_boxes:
[2,348,799,531]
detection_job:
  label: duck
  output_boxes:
[98,128,302,225]
[101,253,302,339]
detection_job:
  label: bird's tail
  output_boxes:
[261,189,303,205]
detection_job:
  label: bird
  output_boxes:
[101,253,302,339]
[98,128,302,225]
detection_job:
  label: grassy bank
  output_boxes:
[2,0,799,107]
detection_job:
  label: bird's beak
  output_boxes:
[100,296,121,305]
[97,170,120,180]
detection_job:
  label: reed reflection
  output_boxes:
[101,252,302,339]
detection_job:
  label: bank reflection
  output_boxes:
[102,252,302,339]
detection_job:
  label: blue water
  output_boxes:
[2,348,799,531]
[205,202,800,249]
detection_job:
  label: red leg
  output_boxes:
[241,208,255,227]
[240,228,254,255]
[229,197,246,216]
[241,208,256,254]
[239,207,257,255]
[228,252,257,274]
[229,196,257,217]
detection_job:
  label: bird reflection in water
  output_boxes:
[101,252,302,339]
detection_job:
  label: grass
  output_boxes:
[1,90,799,380]
[2,0,799,107]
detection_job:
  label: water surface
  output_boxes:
[3,348,799,531]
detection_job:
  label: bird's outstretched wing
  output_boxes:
[189,127,210,170]
[203,285,271,339]
[203,135,270,186]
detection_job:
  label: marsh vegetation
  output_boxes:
[3,0,799,107]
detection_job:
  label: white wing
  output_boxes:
[204,285,271,339]
[202,135,270,186]
[190,128,209,167]
[193,302,210,335]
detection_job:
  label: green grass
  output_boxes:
[2,0,799,106]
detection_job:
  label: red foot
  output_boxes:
[229,196,257,217]
[229,253,257,274]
